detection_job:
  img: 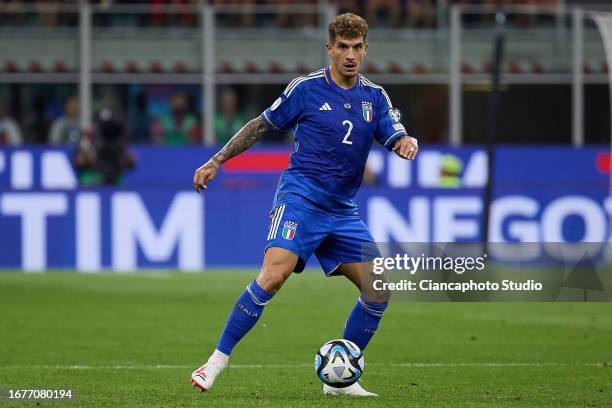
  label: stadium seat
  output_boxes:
[295,62,310,74]
[244,61,259,73]
[219,61,235,73]
[387,62,403,74]
[101,61,115,73]
[460,62,475,74]
[54,60,68,73]
[269,61,284,74]
[126,61,140,73]
[365,62,381,74]
[29,60,43,73]
[4,60,18,73]
[410,63,427,74]
[150,60,164,73]
[582,62,592,74]
[173,60,188,73]
[530,62,545,74]
[507,61,521,74]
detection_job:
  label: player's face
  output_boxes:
[327,36,368,78]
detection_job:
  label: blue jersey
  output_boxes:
[261,66,408,215]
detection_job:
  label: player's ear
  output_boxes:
[364,41,368,55]
[327,42,337,60]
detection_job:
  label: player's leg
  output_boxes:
[336,261,390,352]
[217,247,298,352]
[254,247,299,293]
[317,216,390,351]
[315,218,388,397]
[191,247,298,392]
[192,203,326,392]
[317,261,389,397]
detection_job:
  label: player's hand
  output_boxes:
[193,158,221,193]
[391,136,418,160]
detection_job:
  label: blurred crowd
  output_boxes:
[0,0,436,28]
[0,86,254,146]
[0,0,560,29]
[0,0,561,149]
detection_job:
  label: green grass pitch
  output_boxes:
[1,270,611,407]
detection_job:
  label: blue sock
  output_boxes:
[342,296,388,351]
[216,280,273,355]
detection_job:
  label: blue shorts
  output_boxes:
[264,202,381,275]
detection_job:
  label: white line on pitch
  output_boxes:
[0,362,608,370]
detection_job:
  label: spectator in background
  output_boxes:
[330,0,361,15]
[128,91,152,143]
[150,0,168,26]
[36,0,59,28]
[292,0,317,28]
[271,0,317,28]
[173,0,198,27]
[92,0,115,27]
[74,106,135,185]
[152,92,199,144]
[148,0,199,27]
[406,0,436,28]
[93,107,135,184]
[212,0,254,28]
[0,101,23,145]
[49,95,81,145]
[365,0,400,28]
[23,95,50,144]
[37,0,78,27]
[0,0,24,27]
[215,88,247,144]
[511,0,557,27]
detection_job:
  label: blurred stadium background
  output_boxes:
[1,0,612,271]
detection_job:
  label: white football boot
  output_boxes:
[323,382,378,397]
[190,362,224,392]
[190,350,228,392]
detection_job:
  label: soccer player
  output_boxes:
[191,12,418,397]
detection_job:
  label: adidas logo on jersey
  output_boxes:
[319,103,332,111]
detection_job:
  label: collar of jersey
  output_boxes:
[325,66,360,93]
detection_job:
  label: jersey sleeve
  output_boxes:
[260,78,305,132]
[374,88,409,150]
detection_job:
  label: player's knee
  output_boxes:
[360,279,391,304]
[257,254,295,294]
[362,287,391,304]
[377,288,391,304]
[357,271,391,304]
[256,268,288,294]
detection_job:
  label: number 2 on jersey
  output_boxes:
[342,120,353,145]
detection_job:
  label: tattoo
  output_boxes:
[213,117,269,164]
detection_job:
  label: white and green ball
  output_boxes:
[314,339,364,387]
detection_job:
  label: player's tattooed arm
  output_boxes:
[211,116,269,164]
[193,117,270,192]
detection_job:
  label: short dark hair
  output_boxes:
[328,13,368,44]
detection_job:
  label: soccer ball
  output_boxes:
[314,339,364,387]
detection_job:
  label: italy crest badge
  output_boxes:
[362,101,373,122]
[282,221,297,240]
